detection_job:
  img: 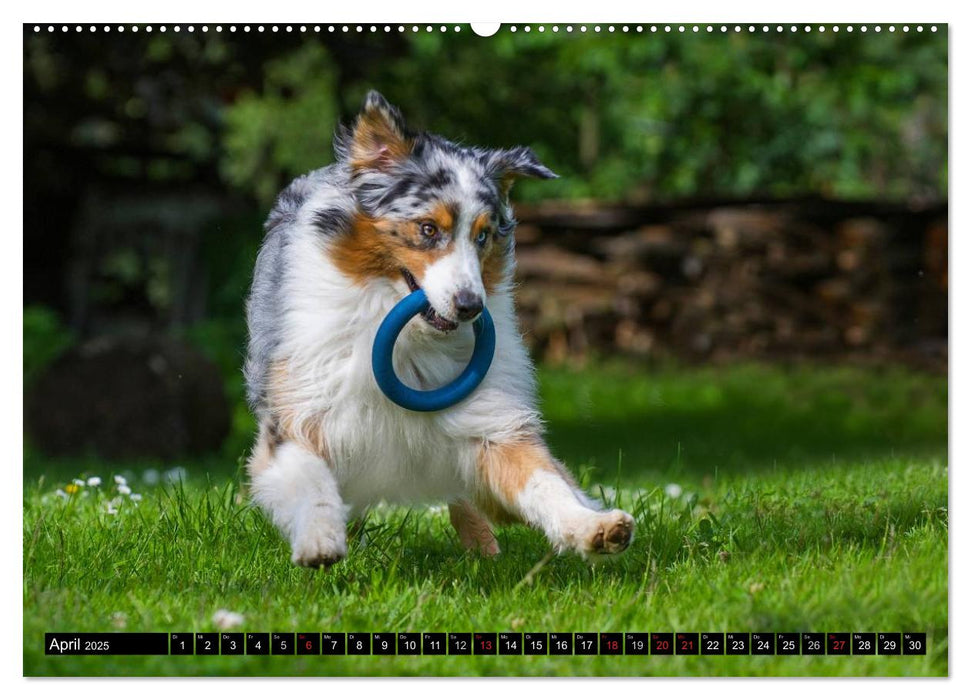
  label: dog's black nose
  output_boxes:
[454,289,484,321]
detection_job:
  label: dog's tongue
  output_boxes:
[422,306,459,332]
[401,268,459,332]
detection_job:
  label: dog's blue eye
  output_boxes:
[476,229,489,246]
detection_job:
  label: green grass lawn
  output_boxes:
[23,363,947,676]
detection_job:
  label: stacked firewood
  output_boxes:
[510,199,947,369]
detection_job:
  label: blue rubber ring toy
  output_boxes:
[372,289,496,412]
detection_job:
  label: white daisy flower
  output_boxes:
[86,476,102,487]
[664,483,683,499]
[114,475,127,486]
[212,609,245,630]
[142,469,160,485]
[55,489,69,500]
[130,493,142,502]
[117,484,132,496]
[72,478,86,487]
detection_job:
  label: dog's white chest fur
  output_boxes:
[274,225,539,512]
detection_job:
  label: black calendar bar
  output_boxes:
[625,632,650,655]
[272,632,294,655]
[321,633,345,655]
[752,632,774,655]
[448,632,471,655]
[45,633,169,655]
[525,632,548,655]
[474,632,497,655]
[903,633,927,655]
[297,632,319,655]
[676,632,699,655]
[853,633,876,655]
[398,632,421,655]
[701,632,724,655]
[651,632,673,655]
[828,632,851,655]
[423,633,446,655]
[777,633,800,655]
[499,632,523,655]
[43,632,927,656]
[170,633,193,655]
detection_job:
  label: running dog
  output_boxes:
[244,91,635,567]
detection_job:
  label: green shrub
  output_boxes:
[23,305,74,386]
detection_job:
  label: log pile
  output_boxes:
[510,198,947,370]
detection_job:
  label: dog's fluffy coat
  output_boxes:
[245,91,634,566]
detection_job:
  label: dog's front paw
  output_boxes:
[575,509,635,557]
[290,508,348,568]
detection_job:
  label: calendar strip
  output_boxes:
[44,631,927,656]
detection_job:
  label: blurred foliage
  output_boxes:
[25,27,945,207]
[221,43,340,202]
[219,29,947,204]
[23,306,74,386]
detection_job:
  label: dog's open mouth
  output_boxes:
[401,269,459,332]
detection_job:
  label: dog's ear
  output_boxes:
[343,91,413,172]
[486,146,558,197]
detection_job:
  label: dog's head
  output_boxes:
[331,90,556,332]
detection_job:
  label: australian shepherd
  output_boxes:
[244,91,635,567]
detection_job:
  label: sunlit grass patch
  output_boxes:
[23,363,947,676]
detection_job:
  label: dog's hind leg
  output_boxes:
[248,434,349,568]
[473,436,634,559]
[448,499,500,556]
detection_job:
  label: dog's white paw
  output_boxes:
[568,509,635,557]
[290,507,347,568]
